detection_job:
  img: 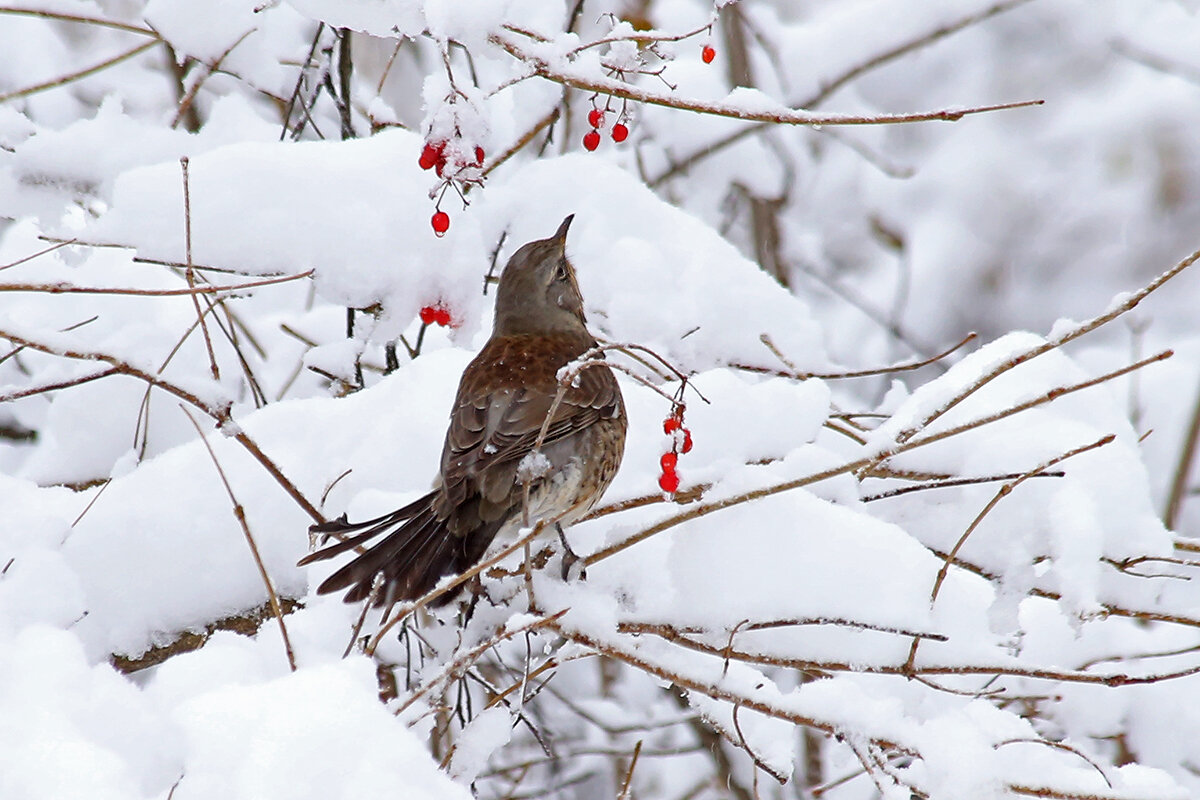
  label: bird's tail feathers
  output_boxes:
[299,492,435,566]
[302,491,470,606]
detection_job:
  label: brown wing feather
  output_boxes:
[435,333,621,527]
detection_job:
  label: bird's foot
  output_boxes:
[556,523,587,582]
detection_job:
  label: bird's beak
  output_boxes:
[553,214,574,247]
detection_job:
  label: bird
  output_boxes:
[299,215,626,607]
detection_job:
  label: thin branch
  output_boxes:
[802,0,1036,108]
[0,329,324,523]
[628,621,1200,687]
[492,29,1041,128]
[481,106,560,178]
[586,350,1168,569]
[901,351,1172,453]
[731,331,976,381]
[547,616,914,754]
[904,435,1115,673]
[995,738,1112,788]
[0,239,77,272]
[922,542,1200,633]
[648,0,1037,186]
[0,367,116,403]
[732,705,788,784]
[366,519,556,654]
[180,407,296,671]
[1164,374,1200,529]
[170,30,255,129]
[0,39,159,104]
[0,6,160,37]
[895,241,1200,444]
[0,270,313,296]
[861,470,1065,502]
[180,158,220,381]
[616,740,643,800]
[394,611,566,715]
[618,617,947,642]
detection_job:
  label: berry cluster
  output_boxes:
[582,102,630,151]
[658,405,693,494]
[419,139,486,237]
[419,141,484,177]
[419,304,454,327]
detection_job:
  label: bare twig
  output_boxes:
[0,329,324,523]
[181,406,296,671]
[0,367,117,403]
[0,39,159,104]
[996,738,1113,788]
[861,470,1066,502]
[170,30,255,129]
[0,6,159,37]
[731,332,977,381]
[899,351,1172,453]
[895,242,1200,444]
[0,239,77,272]
[481,106,560,178]
[803,0,1036,108]
[904,435,1115,673]
[395,611,566,715]
[180,158,220,381]
[1164,375,1200,530]
[365,519,555,654]
[648,0,1037,186]
[492,29,1041,128]
[587,350,1169,569]
[616,740,643,800]
[0,270,313,296]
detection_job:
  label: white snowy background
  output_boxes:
[3,1,1200,798]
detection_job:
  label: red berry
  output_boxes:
[587,108,605,129]
[434,307,452,326]
[663,417,681,435]
[660,452,678,472]
[681,428,693,454]
[659,470,680,494]
[583,130,601,151]
[611,123,628,143]
[418,142,439,170]
[474,146,485,165]
[702,45,716,64]
[419,306,437,325]
[431,210,450,236]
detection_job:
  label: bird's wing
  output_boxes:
[441,351,622,509]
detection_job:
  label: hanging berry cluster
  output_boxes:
[418,137,483,237]
[419,303,454,327]
[582,98,631,151]
[577,15,722,155]
[418,96,488,237]
[658,404,693,494]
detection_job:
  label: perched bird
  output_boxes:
[300,215,626,606]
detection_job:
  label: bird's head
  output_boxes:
[494,215,588,336]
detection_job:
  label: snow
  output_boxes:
[447,706,513,783]
[515,448,551,482]
[286,0,426,38]
[3,0,1200,798]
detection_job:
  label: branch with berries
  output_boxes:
[659,401,694,495]
[490,25,1041,129]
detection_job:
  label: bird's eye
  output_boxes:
[554,262,569,281]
